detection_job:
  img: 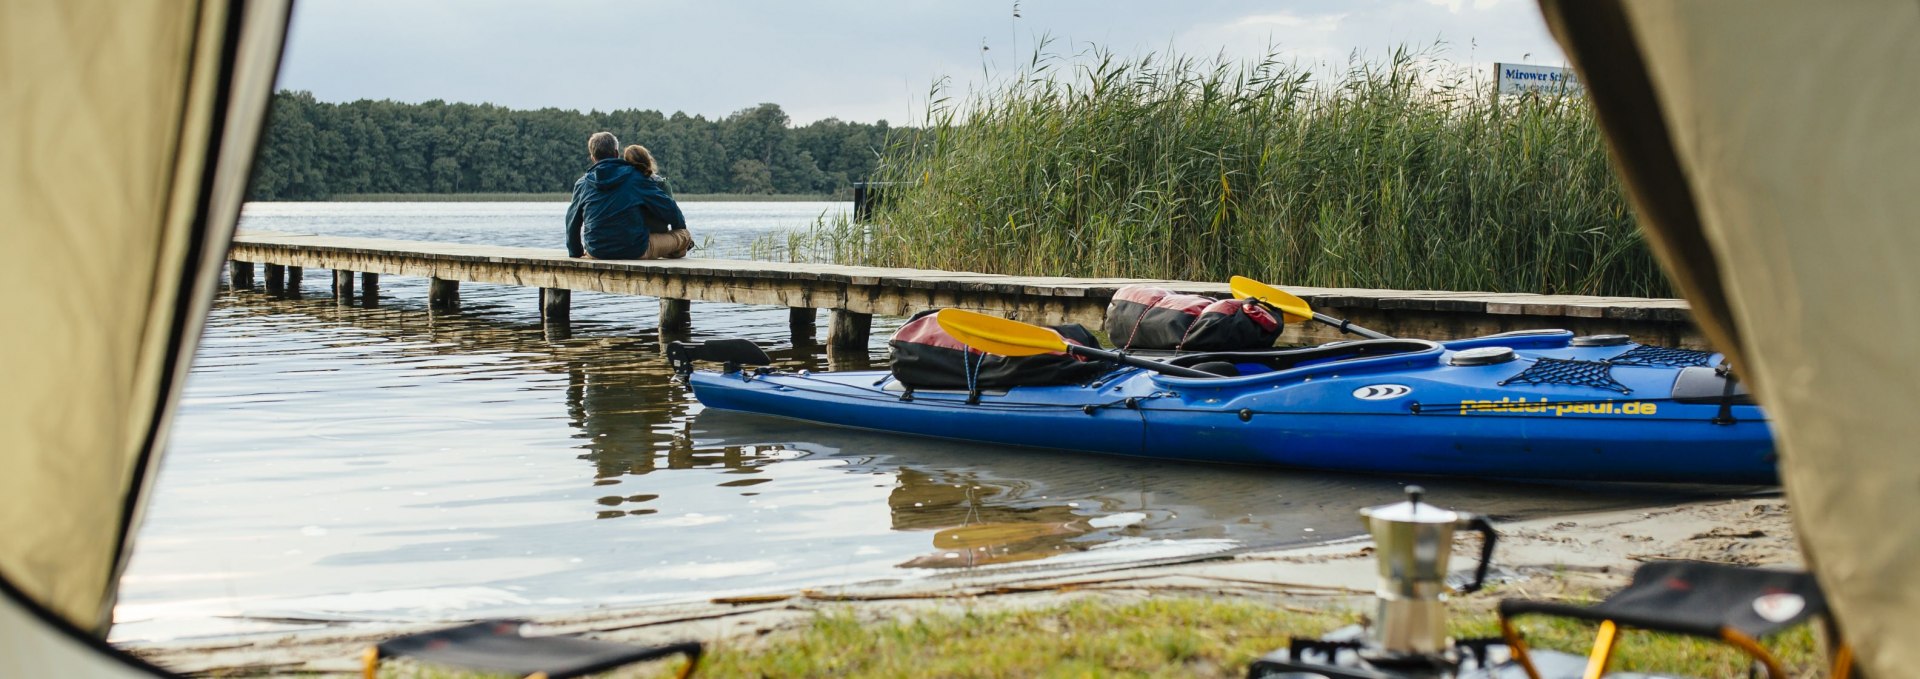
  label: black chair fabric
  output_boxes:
[376,620,700,679]
[1500,561,1825,639]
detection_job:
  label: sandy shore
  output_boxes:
[128,495,1795,676]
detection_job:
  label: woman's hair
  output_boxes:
[621,144,658,176]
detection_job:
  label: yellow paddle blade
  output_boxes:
[1229,275,1313,324]
[934,308,1067,357]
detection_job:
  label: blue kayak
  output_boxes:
[680,331,1775,484]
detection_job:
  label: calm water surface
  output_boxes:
[114,201,1727,643]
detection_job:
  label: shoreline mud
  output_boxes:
[127,495,1795,676]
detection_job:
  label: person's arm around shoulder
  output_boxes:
[564,177,588,257]
[638,177,687,231]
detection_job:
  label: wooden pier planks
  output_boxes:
[227,231,1705,347]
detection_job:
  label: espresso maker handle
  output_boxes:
[1457,515,1498,594]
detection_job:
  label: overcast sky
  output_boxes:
[276,0,1566,125]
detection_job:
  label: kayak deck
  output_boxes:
[684,334,1774,484]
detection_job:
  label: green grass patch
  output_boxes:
[369,594,1823,678]
[321,192,838,203]
[629,598,1349,679]
[772,43,1666,297]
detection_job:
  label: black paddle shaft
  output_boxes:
[1313,312,1394,340]
[1065,345,1220,378]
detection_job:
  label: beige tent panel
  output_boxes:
[0,0,290,641]
[1543,1,1920,675]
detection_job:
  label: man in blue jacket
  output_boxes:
[565,132,689,259]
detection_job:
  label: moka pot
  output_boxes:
[1357,485,1498,659]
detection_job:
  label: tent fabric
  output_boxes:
[1539,1,1920,675]
[1531,1,1743,373]
[0,0,290,646]
[1,576,170,677]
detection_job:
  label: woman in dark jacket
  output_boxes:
[621,144,692,259]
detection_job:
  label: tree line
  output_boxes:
[248,91,896,200]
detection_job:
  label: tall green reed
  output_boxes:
[773,44,1665,297]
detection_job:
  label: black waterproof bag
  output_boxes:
[1181,298,1283,351]
[1104,286,1214,350]
[1105,286,1280,351]
[888,310,1107,391]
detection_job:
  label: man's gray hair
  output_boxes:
[588,132,620,161]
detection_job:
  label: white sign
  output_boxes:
[1495,63,1583,97]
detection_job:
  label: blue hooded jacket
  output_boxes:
[565,158,687,259]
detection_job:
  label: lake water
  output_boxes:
[113,201,1725,644]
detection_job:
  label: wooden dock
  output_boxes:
[225,231,1703,349]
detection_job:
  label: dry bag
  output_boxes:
[888,310,1107,390]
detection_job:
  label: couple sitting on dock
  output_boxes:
[565,131,693,260]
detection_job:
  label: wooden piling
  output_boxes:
[229,261,254,289]
[360,272,379,307]
[263,263,284,293]
[852,181,891,223]
[828,310,872,351]
[429,277,459,309]
[286,266,302,293]
[660,298,691,329]
[332,270,353,299]
[827,350,876,372]
[540,288,571,324]
[789,307,818,345]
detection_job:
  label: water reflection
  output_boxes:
[119,273,1747,642]
[888,468,1101,569]
[689,408,1745,573]
[219,279,1741,542]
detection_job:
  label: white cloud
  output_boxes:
[1426,0,1513,14]
[1233,11,1347,32]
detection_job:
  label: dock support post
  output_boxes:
[332,270,354,300]
[429,277,460,310]
[360,272,379,307]
[789,307,818,345]
[827,310,871,351]
[827,351,875,372]
[540,288,571,325]
[286,266,303,295]
[229,261,254,289]
[262,264,284,293]
[660,298,691,329]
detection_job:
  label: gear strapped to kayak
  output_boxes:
[1105,285,1282,351]
[887,310,1108,395]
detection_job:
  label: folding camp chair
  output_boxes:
[361,619,703,679]
[1497,561,1852,679]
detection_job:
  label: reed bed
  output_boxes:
[771,45,1665,297]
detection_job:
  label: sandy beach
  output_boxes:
[130,494,1795,676]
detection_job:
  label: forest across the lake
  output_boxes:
[248,91,895,200]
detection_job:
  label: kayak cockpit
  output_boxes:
[1154,339,1443,381]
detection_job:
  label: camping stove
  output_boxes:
[1245,626,1539,678]
[1245,627,1592,679]
[1247,487,1587,678]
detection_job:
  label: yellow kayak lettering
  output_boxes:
[1459,397,1658,416]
